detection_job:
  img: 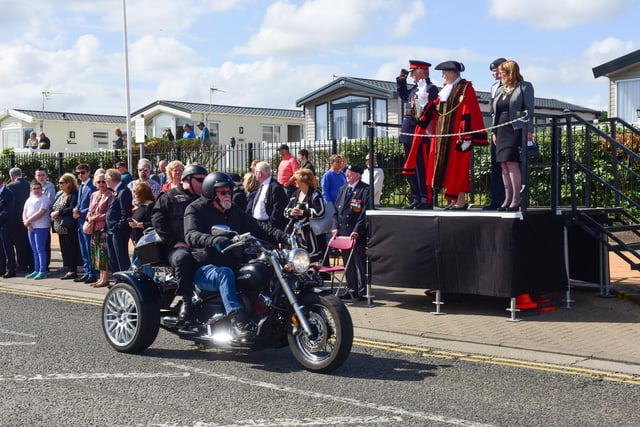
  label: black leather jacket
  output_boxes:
[151,186,198,249]
[184,197,288,268]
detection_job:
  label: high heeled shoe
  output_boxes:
[497,205,509,212]
[506,204,521,212]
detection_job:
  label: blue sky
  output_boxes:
[0,0,637,116]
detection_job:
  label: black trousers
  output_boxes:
[342,242,366,296]
[169,247,197,298]
[489,141,506,207]
[59,231,81,273]
[12,224,32,271]
[0,227,16,273]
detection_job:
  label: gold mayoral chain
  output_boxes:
[501,85,515,101]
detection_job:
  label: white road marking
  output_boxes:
[145,416,404,426]
[0,342,36,346]
[163,362,497,427]
[0,328,38,338]
[0,372,191,381]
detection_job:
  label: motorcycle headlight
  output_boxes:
[288,248,310,274]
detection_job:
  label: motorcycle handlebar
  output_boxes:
[220,232,256,253]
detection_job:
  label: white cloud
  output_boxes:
[231,0,386,58]
[488,0,632,30]
[390,0,425,38]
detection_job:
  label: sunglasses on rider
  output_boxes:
[216,190,232,196]
[191,176,205,183]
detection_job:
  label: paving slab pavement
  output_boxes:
[1,251,639,374]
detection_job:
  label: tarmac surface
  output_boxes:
[1,249,639,375]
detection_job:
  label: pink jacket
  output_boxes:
[86,190,113,232]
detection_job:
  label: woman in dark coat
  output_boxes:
[129,181,155,275]
[492,59,535,211]
[51,173,81,279]
[283,168,327,262]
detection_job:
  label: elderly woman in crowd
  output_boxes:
[283,168,327,261]
[23,181,52,280]
[84,169,113,288]
[161,160,185,192]
[51,173,81,280]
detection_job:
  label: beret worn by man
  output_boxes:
[489,57,507,71]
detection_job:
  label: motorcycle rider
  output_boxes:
[151,164,208,327]
[184,172,289,343]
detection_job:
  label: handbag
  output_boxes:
[53,215,75,235]
[82,220,94,234]
[310,201,334,235]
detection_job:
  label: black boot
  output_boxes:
[162,298,194,328]
[177,299,194,325]
[229,310,256,343]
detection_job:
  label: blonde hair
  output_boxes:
[243,172,260,193]
[166,160,185,182]
[60,172,79,193]
[499,60,524,86]
[293,168,316,188]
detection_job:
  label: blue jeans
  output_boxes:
[28,228,49,273]
[193,265,242,314]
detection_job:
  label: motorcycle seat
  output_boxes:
[195,289,221,299]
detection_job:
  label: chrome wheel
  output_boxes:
[288,293,353,373]
[102,283,159,353]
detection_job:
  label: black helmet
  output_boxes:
[181,164,208,181]
[202,172,234,200]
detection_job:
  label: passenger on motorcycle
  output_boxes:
[184,172,289,343]
[151,164,208,327]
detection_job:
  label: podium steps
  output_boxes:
[574,207,640,271]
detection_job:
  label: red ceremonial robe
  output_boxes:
[427,80,487,201]
[402,101,437,202]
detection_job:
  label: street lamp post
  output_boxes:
[122,0,133,170]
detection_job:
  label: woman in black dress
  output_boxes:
[492,60,535,211]
[51,173,81,279]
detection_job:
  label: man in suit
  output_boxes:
[0,175,16,278]
[105,168,132,273]
[73,163,97,283]
[7,167,32,273]
[332,164,371,301]
[252,161,288,231]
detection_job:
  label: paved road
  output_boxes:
[2,292,640,427]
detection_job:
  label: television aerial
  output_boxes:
[41,88,64,111]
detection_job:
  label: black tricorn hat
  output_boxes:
[434,61,465,72]
[489,57,507,70]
